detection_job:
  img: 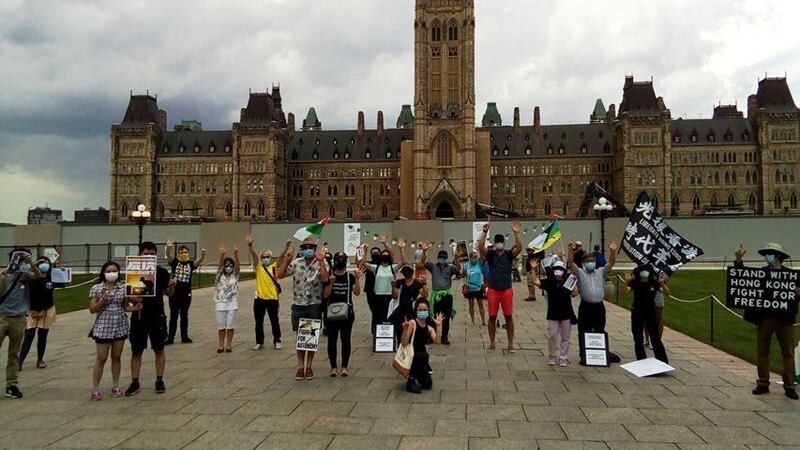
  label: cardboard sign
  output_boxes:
[125,255,157,297]
[621,358,675,377]
[51,267,72,284]
[472,222,485,245]
[344,223,361,256]
[41,248,60,264]
[726,266,799,311]
[374,323,396,353]
[582,332,609,367]
[456,241,468,261]
[296,318,322,352]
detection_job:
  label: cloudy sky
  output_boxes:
[1,0,798,224]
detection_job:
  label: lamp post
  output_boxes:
[131,204,151,247]
[593,197,614,256]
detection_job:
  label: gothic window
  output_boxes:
[333,148,340,159]
[492,146,499,156]
[448,21,458,40]
[381,204,389,218]
[311,204,318,219]
[791,193,798,209]
[710,194,718,206]
[670,195,679,216]
[365,149,371,159]
[121,202,128,217]
[244,201,252,217]
[746,171,751,184]
[191,202,199,215]
[544,202,551,216]
[431,21,442,42]
[692,195,700,211]
[312,149,319,160]
[207,202,215,217]
[158,202,165,218]
[503,145,510,156]
[346,204,354,219]
[727,194,735,208]
[176,202,183,215]
[748,193,757,210]
[257,200,266,216]
[225,202,233,217]
[386,148,392,158]
[293,205,300,220]
[433,131,455,167]
[329,204,336,218]
[448,46,458,57]
[525,145,531,156]
[774,192,783,209]
[558,145,565,155]
[652,195,659,210]
[562,202,570,216]
[492,182,498,193]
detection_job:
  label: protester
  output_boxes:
[165,241,206,344]
[478,220,523,352]
[624,266,669,363]
[126,242,176,396]
[276,236,328,381]
[400,298,443,393]
[512,256,523,283]
[88,262,135,400]
[524,248,540,302]
[322,252,362,377]
[421,243,461,345]
[568,240,618,365]
[391,263,427,340]
[593,244,607,268]
[414,244,429,286]
[18,256,60,370]
[735,243,798,399]
[247,235,288,351]
[213,245,240,353]
[462,249,487,326]
[363,246,381,335]
[534,260,578,366]
[361,235,405,335]
[644,291,665,348]
[0,249,42,399]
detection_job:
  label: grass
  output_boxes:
[610,269,800,375]
[55,270,255,314]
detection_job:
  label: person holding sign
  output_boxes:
[400,298,444,394]
[533,260,578,366]
[18,256,62,370]
[624,266,670,364]
[568,240,618,365]
[322,252,362,377]
[125,242,176,397]
[734,243,799,400]
[421,243,462,345]
[276,236,328,381]
[477,220,524,352]
[165,241,205,345]
[213,245,240,353]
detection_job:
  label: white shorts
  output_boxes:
[216,310,237,330]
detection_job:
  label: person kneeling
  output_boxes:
[401,299,443,394]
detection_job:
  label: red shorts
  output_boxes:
[487,288,513,317]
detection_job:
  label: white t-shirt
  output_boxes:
[214,272,239,311]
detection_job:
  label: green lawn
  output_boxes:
[610,270,799,374]
[55,271,254,314]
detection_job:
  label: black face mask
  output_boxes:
[401,269,414,278]
[334,261,347,271]
[381,255,392,264]
[371,253,380,263]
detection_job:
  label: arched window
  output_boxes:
[749,193,757,211]
[727,194,735,208]
[158,202,165,218]
[431,21,442,42]
[433,131,455,167]
[710,194,718,206]
[121,202,129,217]
[206,202,215,217]
[775,169,781,183]
[176,202,183,215]
[346,204,354,219]
[225,202,233,217]
[311,204,318,219]
[258,200,266,216]
[724,172,730,185]
[671,195,679,216]
[544,202,551,216]
[448,20,458,40]
[562,202,570,216]
[381,204,389,219]
[774,192,782,209]
[191,202,199,216]
[244,201,252,217]
[746,171,752,184]
[753,171,758,183]
[692,195,700,211]
[293,205,301,220]
[329,204,336,218]
[791,193,798,209]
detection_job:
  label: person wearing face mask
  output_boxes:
[400,298,444,394]
[414,243,429,286]
[165,241,206,345]
[391,263,427,340]
[276,236,328,381]
[568,240,618,365]
[322,252,362,377]
[213,245,240,353]
[247,235,289,351]
[735,243,799,400]
[477,220,523,352]
[624,266,669,364]
[19,256,62,370]
[463,250,487,326]
[360,235,405,336]
[88,261,138,400]
[532,261,578,366]
[421,243,462,345]
[362,246,382,336]
[0,249,43,399]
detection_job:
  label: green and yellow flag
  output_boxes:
[528,218,561,251]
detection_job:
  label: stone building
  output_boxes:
[109,0,800,223]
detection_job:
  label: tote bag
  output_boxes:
[392,328,415,379]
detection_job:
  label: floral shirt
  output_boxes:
[286,258,323,306]
[213,271,239,311]
[89,282,129,340]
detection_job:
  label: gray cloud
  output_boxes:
[1,0,798,223]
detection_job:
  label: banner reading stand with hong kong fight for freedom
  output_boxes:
[621,191,704,279]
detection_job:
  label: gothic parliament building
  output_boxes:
[109,0,800,223]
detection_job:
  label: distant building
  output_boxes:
[74,207,110,224]
[28,207,63,225]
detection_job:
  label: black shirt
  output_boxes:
[486,250,514,290]
[412,320,431,353]
[325,273,356,305]
[29,273,57,311]
[628,278,660,309]
[540,268,576,321]
[394,279,423,323]
[140,266,170,316]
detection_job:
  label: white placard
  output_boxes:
[51,267,72,284]
[585,349,609,367]
[584,332,607,349]
[375,338,395,353]
[344,223,361,256]
[620,358,675,377]
[376,323,394,338]
[562,274,577,291]
[296,318,322,352]
[41,248,60,263]
[472,222,485,245]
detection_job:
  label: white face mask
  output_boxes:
[104,272,119,282]
[495,242,505,251]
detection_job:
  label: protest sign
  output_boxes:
[344,223,361,256]
[472,222,484,245]
[296,318,322,352]
[621,191,703,279]
[582,332,609,367]
[125,255,157,297]
[726,266,799,311]
[621,358,675,377]
[51,267,72,284]
[374,323,396,353]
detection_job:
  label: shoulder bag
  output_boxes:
[326,274,351,322]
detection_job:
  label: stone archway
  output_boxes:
[435,200,455,218]
[431,192,461,219]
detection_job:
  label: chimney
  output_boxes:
[357,111,365,137]
[747,94,758,120]
[656,96,666,111]
[533,106,541,133]
[377,110,384,136]
[287,112,295,131]
[513,107,520,130]
[240,108,247,122]
[606,104,616,126]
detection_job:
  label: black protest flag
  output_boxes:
[621,192,703,279]
[474,202,521,219]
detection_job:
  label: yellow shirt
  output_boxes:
[255,262,279,300]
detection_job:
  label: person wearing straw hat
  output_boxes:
[734,242,799,400]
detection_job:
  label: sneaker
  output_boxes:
[110,387,123,398]
[155,380,166,394]
[124,381,141,397]
[5,385,23,399]
[785,388,798,400]
[295,368,305,381]
[304,368,314,381]
[251,344,264,351]
[90,390,102,401]
[164,338,175,345]
[274,342,282,350]
[752,384,769,395]
[181,338,193,344]
[558,359,568,367]
[548,358,557,366]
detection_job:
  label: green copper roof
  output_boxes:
[180,120,202,131]
[592,99,607,119]
[482,102,502,126]
[396,105,414,128]
[303,107,321,129]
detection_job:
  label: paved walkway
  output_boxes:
[1,278,798,449]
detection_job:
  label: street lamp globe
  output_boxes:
[142,211,151,219]
[598,197,608,206]
[131,210,142,218]
[137,204,146,213]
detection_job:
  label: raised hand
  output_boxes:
[482,221,491,233]
[378,235,388,244]
[200,248,207,255]
[420,241,430,251]
[608,240,619,252]
[245,234,254,246]
[735,244,746,261]
[218,244,227,254]
[285,239,292,250]
[232,247,239,255]
[658,274,668,286]
[433,312,445,326]
[397,238,407,249]
[624,271,634,282]
[315,248,326,262]
[530,258,539,270]
[511,221,522,234]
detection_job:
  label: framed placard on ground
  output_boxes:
[296,318,322,352]
[582,332,609,367]
[374,323,396,353]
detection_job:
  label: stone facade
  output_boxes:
[109,0,800,223]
